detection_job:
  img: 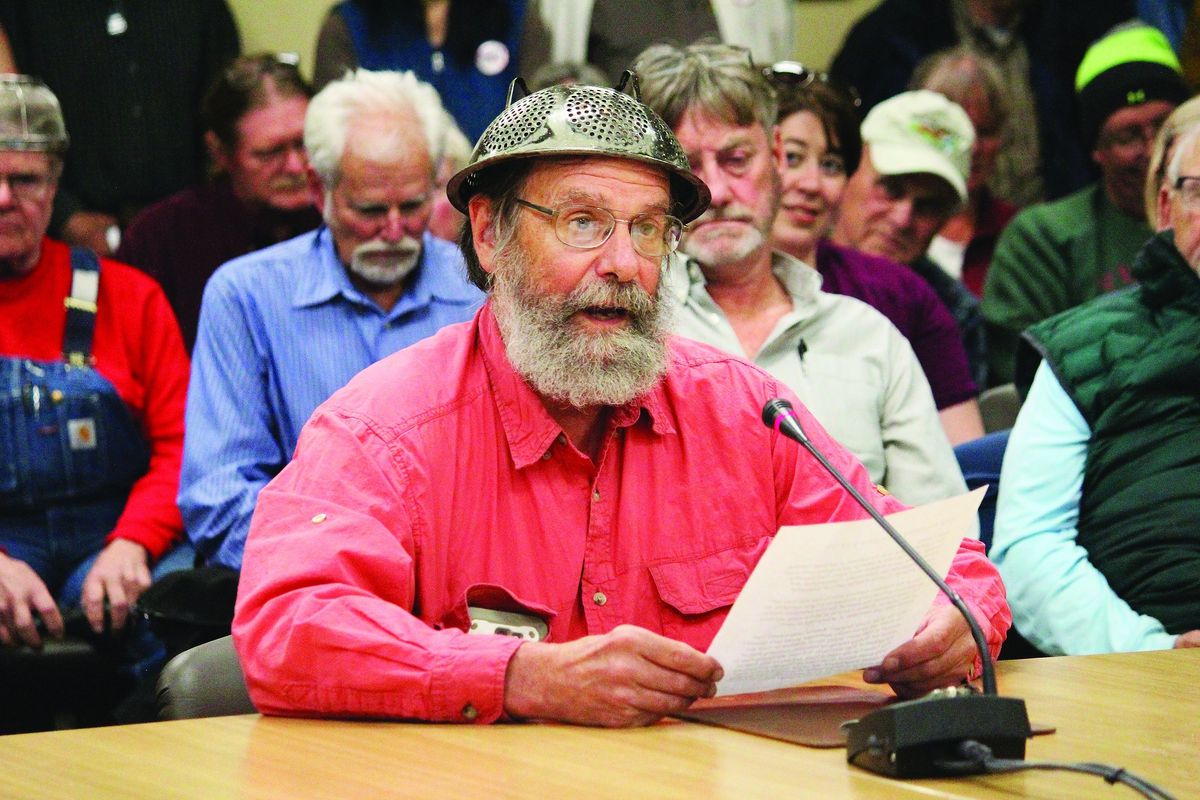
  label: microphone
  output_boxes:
[762,398,1030,778]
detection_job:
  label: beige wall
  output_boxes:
[226,0,877,78]
[228,0,337,79]
[793,0,877,69]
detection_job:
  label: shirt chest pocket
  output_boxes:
[647,536,771,650]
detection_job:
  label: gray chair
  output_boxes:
[156,634,255,719]
[979,383,1021,433]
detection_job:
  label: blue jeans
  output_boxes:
[0,355,185,678]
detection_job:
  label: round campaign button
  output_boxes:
[475,40,510,76]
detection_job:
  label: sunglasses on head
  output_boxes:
[761,61,862,109]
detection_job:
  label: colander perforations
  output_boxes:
[564,88,648,149]
[478,91,557,154]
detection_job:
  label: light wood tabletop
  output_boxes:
[1,649,1196,799]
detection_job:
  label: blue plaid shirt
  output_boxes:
[180,227,482,569]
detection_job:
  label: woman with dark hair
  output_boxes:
[313,0,527,142]
[768,64,982,444]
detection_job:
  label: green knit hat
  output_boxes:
[1075,24,1190,151]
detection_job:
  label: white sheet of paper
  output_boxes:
[707,488,986,697]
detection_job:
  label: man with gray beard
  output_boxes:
[637,43,967,510]
[180,69,482,574]
[232,81,1008,727]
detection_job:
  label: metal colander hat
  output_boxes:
[0,75,69,153]
[446,73,711,223]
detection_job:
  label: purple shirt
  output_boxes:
[118,176,322,352]
[816,239,977,408]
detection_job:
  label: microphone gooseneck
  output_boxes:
[763,398,996,695]
[762,398,1030,779]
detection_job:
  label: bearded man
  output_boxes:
[231,81,1009,727]
[179,69,482,573]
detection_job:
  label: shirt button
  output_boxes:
[311,513,327,524]
[592,592,607,606]
[462,703,478,720]
[541,450,552,460]
[592,489,601,501]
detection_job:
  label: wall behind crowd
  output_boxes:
[225,0,877,83]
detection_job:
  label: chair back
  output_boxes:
[979,383,1021,433]
[156,634,255,719]
[953,429,1011,552]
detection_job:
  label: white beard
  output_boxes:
[490,243,673,408]
[347,237,422,285]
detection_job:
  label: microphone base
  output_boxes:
[844,691,1030,778]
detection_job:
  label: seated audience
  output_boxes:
[313,0,526,141]
[232,79,1010,725]
[829,0,1133,205]
[0,77,192,665]
[0,0,240,255]
[913,47,1018,299]
[766,66,983,446]
[519,0,794,85]
[991,119,1200,655]
[118,54,321,352]
[982,23,1191,385]
[180,69,483,572]
[830,89,987,441]
[636,43,964,505]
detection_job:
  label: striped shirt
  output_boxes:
[180,227,482,569]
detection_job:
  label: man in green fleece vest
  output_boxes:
[982,23,1192,386]
[990,120,1200,655]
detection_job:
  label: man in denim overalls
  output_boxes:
[0,76,193,688]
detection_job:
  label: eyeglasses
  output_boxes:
[1172,176,1200,210]
[515,199,683,258]
[0,171,55,202]
[762,61,862,109]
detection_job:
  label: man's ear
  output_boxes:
[468,194,500,275]
[1156,184,1174,233]
[205,131,230,173]
[309,168,327,217]
[772,124,784,170]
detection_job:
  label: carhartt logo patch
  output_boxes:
[67,418,97,450]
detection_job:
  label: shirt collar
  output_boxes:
[476,301,674,469]
[670,249,822,308]
[291,229,477,312]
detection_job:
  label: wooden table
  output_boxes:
[2,649,1196,799]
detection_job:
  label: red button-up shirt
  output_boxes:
[234,303,1008,723]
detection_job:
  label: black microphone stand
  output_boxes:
[763,398,1030,778]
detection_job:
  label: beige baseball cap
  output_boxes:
[861,90,973,204]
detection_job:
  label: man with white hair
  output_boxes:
[180,69,482,572]
[232,80,1008,727]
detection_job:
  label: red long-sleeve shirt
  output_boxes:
[234,304,1009,723]
[0,237,189,559]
